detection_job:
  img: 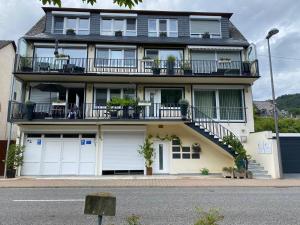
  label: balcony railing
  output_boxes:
[193,106,246,121]
[8,101,186,121]
[16,57,259,76]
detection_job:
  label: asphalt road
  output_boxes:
[1,187,300,225]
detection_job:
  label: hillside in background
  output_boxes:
[276,93,300,115]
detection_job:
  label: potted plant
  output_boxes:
[4,144,24,178]
[25,101,36,121]
[132,100,142,119]
[181,62,192,75]
[200,168,209,175]
[138,137,155,175]
[192,142,201,152]
[20,57,33,72]
[234,167,246,179]
[107,97,122,119]
[179,99,189,120]
[202,32,211,39]
[121,98,136,119]
[115,30,123,37]
[166,55,176,75]
[222,167,234,178]
[66,29,76,35]
[246,170,253,179]
[159,32,167,37]
[151,58,161,75]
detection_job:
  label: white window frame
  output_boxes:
[100,18,137,36]
[148,19,178,37]
[52,16,90,35]
[189,19,221,39]
[94,85,136,106]
[95,48,137,67]
[193,87,245,122]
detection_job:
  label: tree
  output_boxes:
[40,0,143,8]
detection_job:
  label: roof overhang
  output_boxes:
[188,45,244,51]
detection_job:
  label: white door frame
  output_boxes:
[152,140,170,174]
[145,88,161,118]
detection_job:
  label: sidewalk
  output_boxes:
[1,176,300,188]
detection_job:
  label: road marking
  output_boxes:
[13,199,84,202]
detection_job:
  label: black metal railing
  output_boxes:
[16,57,259,76]
[193,106,246,121]
[191,106,240,142]
[8,101,186,121]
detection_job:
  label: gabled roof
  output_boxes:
[26,16,46,36]
[0,40,16,51]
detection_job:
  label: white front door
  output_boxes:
[153,141,170,174]
[145,88,161,118]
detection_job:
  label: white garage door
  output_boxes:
[102,131,145,171]
[22,134,96,176]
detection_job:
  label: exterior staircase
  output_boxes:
[185,107,238,157]
[248,160,272,179]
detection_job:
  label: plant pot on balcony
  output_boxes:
[183,69,193,75]
[179,99,189,120]
[151,68,161,75]
[66,29,76,35]
[115,31,123,37]
[25,101,36,121]
[166,56,176,75]
[110,110,118,119]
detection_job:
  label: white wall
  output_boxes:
[244,131,281,178]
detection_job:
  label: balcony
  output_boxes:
[15,57,259,77]
[8,101,246,123]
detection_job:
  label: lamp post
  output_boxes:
[266,28,283,178]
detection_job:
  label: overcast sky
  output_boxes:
[1,0,300,100]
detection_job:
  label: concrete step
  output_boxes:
[253,174,272,179]
[251,171,269,175]
[248,166,265,170]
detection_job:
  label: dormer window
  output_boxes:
[190,16,221,38]
[53,16,90,35]
[100,17,137,36]
[148,19,178,37]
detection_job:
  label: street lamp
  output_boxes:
[266,28,283,178]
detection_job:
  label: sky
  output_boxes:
[1,0,300,100]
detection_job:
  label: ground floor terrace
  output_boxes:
[17,123,234,177]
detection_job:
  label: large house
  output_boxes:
[9,7,259,176]
[0,40,20,176]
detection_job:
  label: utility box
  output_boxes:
[84,192,116,216]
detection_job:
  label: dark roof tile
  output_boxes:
[0,40,16,51]
[26,16,46,36]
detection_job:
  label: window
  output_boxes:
[182,147,191,159]
[194,89,244,121]
[190,19,221,38]
[53,17,64,34]
[148,19,178,37]
[95,48,136,67]
[145,49,183,61]
[53,16,90,35]
[95,89,107,106]
[94,87,136,106]
[219,90,244,120]
[100,18,137,36]
[161,89,183,105]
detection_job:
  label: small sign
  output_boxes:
[37,139,42,145]
[258,141,272,154]
[81,140,85,145]
[86,140,92,145]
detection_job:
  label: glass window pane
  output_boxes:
[219,90,243,120]
[190,20,220,35]
[124,50,136,67]
[35,47,55,58]
[145,50,158,59]
[62,48,87,58]
[66,18,77,30]
[96,49,109,59]
[172,146,180,152]
[96,89,107,106]
[161,89,182,105]
[159,50,183,60]
[110,89,121,99]
[101,19,112,34]
[148,19,157,31]
[173,153,181,159]
[114,19,124,31]
[159,20,167,32]
[194,90,217,118]
[126,19,136,31]
[79,18,89,29]
[169,19,178,31]
[123,88,135,99]
[54,17,64,34]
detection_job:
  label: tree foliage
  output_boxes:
[40,0,143,8]
[255,116,300,133]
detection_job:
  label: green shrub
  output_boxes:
[138,136,155,168]
[200,168,209,175]
[125,214,142,225]
[4,144,24,170]
[255,116,300,133]
[194,208,224,225]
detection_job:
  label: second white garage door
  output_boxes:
[102,131,145,172]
